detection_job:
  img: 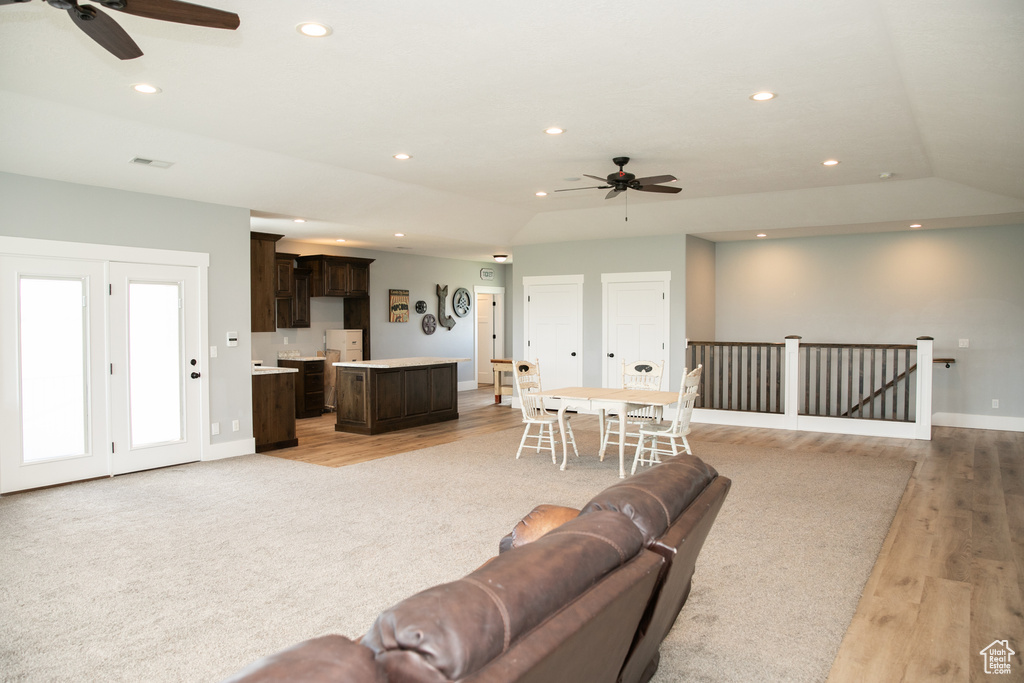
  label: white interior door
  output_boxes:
[603,275,670,388]
[477,293,495,384]
[109,263,201,475]
[0,256,110,493]
[524,277,583,390]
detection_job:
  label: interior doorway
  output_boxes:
[473,286,504,386]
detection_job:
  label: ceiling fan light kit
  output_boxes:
[5,0,241,60]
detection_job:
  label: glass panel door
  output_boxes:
[0,256,110,494]
[109,263,201,475]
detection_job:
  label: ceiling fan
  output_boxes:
[555,157,682,199]
[1,0,240,60]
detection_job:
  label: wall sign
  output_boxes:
[389,289,409,322]
[422,314,437,335]
[415,300,427,314]
[480,268,495,281]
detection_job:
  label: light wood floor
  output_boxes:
[272,387,1024,682]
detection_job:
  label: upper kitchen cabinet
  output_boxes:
[297,255,374,297]
[251,232,283,333]
[275,252,297,299]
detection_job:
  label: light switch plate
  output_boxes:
[232,420,240,432]
[211,422,220,436]
[958,339,969,348]
[227,331,239,347]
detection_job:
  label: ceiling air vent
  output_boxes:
[129,157,174,169]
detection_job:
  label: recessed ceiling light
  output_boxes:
[394,233,405,237]
[879,172,894,179]
[132,83,161,94]
[535,191,548,197]
[910,224,922,228]
[493,255,508,263]
[749,92,775,101]
[336,238,346,242]
[756,233,767,238]
[393,153,411,160]
[293,218,305,223]
[822,159,840,166]
[544,127,564,135]
[297,22,332,37]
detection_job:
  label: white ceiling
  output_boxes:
[2,0,1023,260]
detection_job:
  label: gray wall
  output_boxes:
[714,224,1024,419]
[0,172,253,446]
[255,240,509,383]
[685,235,716,341]
[511,234,689,389]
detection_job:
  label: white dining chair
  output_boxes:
[599,359,664,461]
[632,365,703,474]
[512,360,578,462]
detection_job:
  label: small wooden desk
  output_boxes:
[490,359,514,404]
[535,387,680,478]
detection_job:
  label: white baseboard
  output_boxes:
[203,438,256,461]
[932,412,1024,432]
[458,380,479,392]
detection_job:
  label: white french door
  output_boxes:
[523,276,583,391]
[0,256,110,493]
[0,254,204,493]
[602,273,670,388]
[109,263,201,475]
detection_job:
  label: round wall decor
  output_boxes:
[452,287,471,317]
[422,313,437,335]
[415,300,427,314]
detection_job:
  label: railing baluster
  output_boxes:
[904,348,911,421]
[826,347,833,417]
[880,349,888,418]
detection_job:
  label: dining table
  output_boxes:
[534,387,681,478]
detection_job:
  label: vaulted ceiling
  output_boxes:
[2,0,1022,260]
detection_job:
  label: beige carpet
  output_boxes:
[0,427,913,682]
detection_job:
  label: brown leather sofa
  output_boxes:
[222,456,730,683]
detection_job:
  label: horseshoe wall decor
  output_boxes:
[436,284,456,330]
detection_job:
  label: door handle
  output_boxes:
[190,371,201,379]
[571,352,576,357]
[607,353,615,358]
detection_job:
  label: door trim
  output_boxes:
[601,271,671,388]
[0,236,212,465]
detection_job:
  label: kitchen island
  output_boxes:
[333,357,469,435]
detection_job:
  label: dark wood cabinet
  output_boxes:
[297,255,374,297]
[252,371,298,451]
[250,232,283,333]
[274,253,297,299]
[276,266,311,329]
[278,359,324,418]
[335,361,459,435]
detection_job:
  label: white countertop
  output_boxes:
[252,366,299,375]
[333,357,471,369]
[278,357,325,362]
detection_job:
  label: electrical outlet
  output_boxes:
[210,345,218,358]
[211,422,220,435]
[283,337,289,345]
[992,399,999,409]
[958,339,969,348]
[232,420,240,432]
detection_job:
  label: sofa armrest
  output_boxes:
[498,504,581,553]
[220,635,386,683]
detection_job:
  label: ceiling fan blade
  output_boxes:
[634,175,677,186]
[583,174,608,182]
[635,184,682,194]
[68,5,143,60]
[110,0,239,29]
[606,189,623,199]
[0,0,33,5]
[554,186,609,192]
